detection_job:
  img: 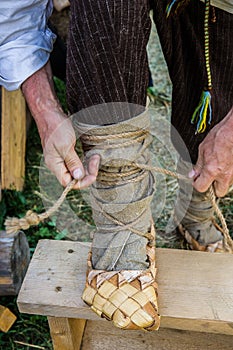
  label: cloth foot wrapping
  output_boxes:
[175,158,223,252]
[74,109,160,330]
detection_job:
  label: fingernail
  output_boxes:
[188,169,196,178]
[73,168,83,180]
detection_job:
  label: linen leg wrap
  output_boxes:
[175,159,223,251]
[74,110,160,330]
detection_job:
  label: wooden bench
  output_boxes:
[17,240,233,350]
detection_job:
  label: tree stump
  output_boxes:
[0,230,30,296]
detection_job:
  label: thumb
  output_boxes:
[188,150,204,180]
[64,148,85,180]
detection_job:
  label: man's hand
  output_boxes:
[189,108,233,197]
[22,62,100,189]
[40,110,100,189]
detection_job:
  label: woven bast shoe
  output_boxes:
[174,158,229,253]
[75,109,160,329]
[82,224,160,331]
[176,220,225,253]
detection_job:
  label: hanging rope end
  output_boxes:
[4,179,76,236]
[5,218,22,235]
[4,210,42,235]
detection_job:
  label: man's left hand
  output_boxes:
[189,108,233,197]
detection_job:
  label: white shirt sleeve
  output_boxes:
[0,0,56,91]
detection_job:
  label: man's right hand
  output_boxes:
[22,62,100,189]
[41,110,100,189]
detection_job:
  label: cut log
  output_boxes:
[17,240,233,335]
[0,230,30,296]
[0,305,17,332]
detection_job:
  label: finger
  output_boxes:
[72,155,100,190]
[188,163,204,180]
[194,163,204,176]
[47,159,73,187]
[72,175,97,190]
[188,168,200,180]
[64,148,85,180]
[192,170,214,193]
[213,180,229,197]
[87,154,100,177]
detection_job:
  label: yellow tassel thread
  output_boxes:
[191,90,212,134]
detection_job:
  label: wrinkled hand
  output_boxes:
[21,62,100,190]
[40,111,100,189]
[189,108,233,197]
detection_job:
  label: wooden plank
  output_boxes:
[48,317,86,350]
[1,88,26,191]
[17,240,233,335]
[81,320,233,350]
[0,305,17,333]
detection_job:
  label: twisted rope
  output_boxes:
[4,124,233,251]
[5,179,76,234]
[4,162,233,252]
[208,186,233,252]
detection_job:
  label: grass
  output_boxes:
[0,296,52,350]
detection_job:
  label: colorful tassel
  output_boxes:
[166,0,190,17]
[191,90,212,134]
[166,0,177,17]
[166,0,213,134]
[191,0,212,134]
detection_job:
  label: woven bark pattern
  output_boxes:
[177,221,225,253]
[82,226,160,331]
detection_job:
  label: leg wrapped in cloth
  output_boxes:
[175,158,224,252]
[74,108,160,330]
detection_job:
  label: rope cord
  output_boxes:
[4,162,233,251]
[4,127,233,252]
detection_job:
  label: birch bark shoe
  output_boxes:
[74,107,160,330]
[175,159,225,253]
[82,224,160,330]
[176,219,224,253]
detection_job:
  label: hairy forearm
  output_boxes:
[21,61,100,189]
[21,61,66,145]
[21,61,58,113]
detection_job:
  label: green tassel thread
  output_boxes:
[166,0,177,17]
[191,90,212,134]
[166,0,213,134]
[166,0,191,17]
